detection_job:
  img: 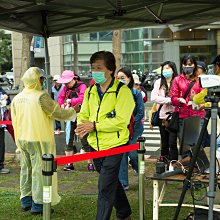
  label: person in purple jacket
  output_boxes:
[57,70,94,171]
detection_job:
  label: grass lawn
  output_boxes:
[0,155,208,220]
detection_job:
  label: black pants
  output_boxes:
[66,121,77,153]
[159,119,178,160]
[0,127,5,169]
[91,147,131,220]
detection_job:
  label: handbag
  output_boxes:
[167,81,196,133]
[151,105,163,126]
[166,111,179,133]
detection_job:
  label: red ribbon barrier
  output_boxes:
[55,143,139,165]
[0,121,12,125]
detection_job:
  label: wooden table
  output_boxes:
[148,174,220,220]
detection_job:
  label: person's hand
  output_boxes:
[187,101,192,106]
[66,99,71,104]
[75,120,95,138]
[178,98,186,104]
[194,104,205,111]
[74,103,81,113]
[2,94,8,100]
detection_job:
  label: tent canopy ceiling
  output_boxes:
[0,0,220,37]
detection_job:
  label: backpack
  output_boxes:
[64,82,85,104]
[88,82,136,140]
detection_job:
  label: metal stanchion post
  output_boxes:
[137,136,146,220]
[42,154,57,220]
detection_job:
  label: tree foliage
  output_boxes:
[0,30,12,72]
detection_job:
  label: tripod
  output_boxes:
[173,92,220,220]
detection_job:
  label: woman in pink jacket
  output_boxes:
[57,70,94,171]
[171,55,205,154]
[151,61,178,161]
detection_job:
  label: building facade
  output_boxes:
[11,25,220,82]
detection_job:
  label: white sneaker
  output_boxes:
[0,168,10,174]
[80,149,85,154]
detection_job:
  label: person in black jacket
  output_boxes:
[0,86,11,174]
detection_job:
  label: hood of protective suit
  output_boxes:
[21,67,44,90]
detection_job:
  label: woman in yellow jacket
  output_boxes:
[76,51,135,220]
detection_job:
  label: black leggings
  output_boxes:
[159,119,178,160]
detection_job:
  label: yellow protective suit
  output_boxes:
[11,67,75,206]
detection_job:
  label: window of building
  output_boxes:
[63,43,72,54]
[78,33,91,41]
[90,32,97,41]
[63,35,72,43]
[180,45,217,64]
[152,28,172,39]
[99,31,113,41]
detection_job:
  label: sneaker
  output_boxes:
[0,168,10,174]
[80,149,85,154]
[158,156,169,164]
[54,129,61,135]
[21,196,32,212]
[63,163,74,171]
[87,163,95,172]
[122,185,129,191]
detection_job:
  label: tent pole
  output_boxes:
[44,36,52,94]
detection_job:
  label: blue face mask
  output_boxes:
[92,71,107,84]
[162,69,172,79]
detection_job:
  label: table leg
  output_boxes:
[153,180,159,220]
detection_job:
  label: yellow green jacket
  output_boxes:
[78,79,135,151]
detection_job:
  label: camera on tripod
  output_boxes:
[199,74,220,89]
[199,75,220,102]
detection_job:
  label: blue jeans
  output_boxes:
[216,136,220,148]
[118,138,138,187]
[21,196,43,212]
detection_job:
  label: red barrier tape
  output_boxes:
[0,121,12,125]
[55,143,139,165]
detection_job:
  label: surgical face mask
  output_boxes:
[92,71,107,84]
[119,79,129,85]
[182,66,194,75]
[162,69,172,79]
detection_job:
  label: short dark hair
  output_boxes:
[117,67,134,89]
[90,51,116,77]
[211,54,220,67]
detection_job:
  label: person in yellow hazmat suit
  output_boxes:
[11,67,77,215]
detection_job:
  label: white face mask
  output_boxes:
[119,79,129,85]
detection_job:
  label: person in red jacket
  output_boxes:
[171,55,205,154]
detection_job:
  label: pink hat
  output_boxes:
[57,70,76,84]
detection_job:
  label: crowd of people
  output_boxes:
[150,54,220,166]
[0,51,219,219]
